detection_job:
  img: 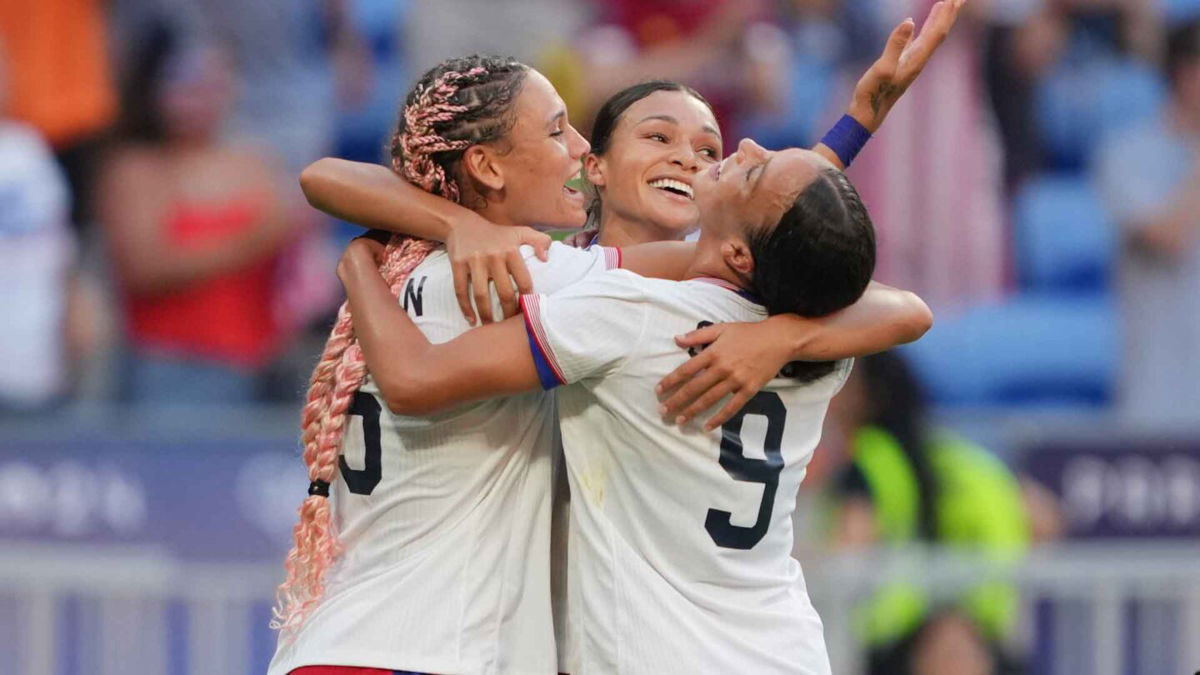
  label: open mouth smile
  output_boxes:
[648,178,694,200]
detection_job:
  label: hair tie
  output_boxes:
[308,480,331,498]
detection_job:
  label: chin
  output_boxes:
[651,212,700,240]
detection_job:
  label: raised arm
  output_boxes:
[301,157,549,324]
[337,238,541,415]
[814,0,965,169]
[657,282,932,429]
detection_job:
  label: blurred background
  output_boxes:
[1,0,1199,673]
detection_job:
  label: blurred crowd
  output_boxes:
[2,1,1197,673]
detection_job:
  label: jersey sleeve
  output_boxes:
[519,271,648,390]
[523,241,622,295]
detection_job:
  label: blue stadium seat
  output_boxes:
[1036,54,1166,170]
[1164,0,1200,24]
[1012,174,1115,293]
[903,295,1117,407]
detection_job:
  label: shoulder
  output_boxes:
[549,268,650,302]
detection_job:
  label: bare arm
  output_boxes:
[301,158,554,324]
[100,150,292,296]
[657,282,932,429]
[337,240,541,415]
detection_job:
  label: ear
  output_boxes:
[462,145,505,192]
[721,237,755,281]
[583,153,607,188]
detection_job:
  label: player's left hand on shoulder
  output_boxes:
[656,321,792,431]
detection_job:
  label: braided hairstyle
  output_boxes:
[272,54,530,633]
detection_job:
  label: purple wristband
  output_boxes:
[819,115,872,168]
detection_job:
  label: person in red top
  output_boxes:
[98,21,301,405]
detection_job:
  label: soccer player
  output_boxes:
[268,54,622,675]
[338,140,878,673]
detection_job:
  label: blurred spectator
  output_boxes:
[847,0,1008,313]
[567,0,786,140]
[823,352,1029,675]
[0,0,117,233]
[1094,19,1200,431]
[739,0,857,149]
[982,0,1049,196]
[172,0,371,178]
[98,22,299,406]
[0,51,80,412]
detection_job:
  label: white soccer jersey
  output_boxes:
[521,271,850,675]
[269,242,620,675]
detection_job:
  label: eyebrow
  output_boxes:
[637,115,723,141]
[548,109,566,128]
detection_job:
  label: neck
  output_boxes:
[472,195,522,228]
[596,209,689,248]
[682,230,746,288]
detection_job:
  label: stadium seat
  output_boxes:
[1036,53,1166,170]
[903,295,1117,407]
[1164,0,1200,24]
[1011,174,1115,293]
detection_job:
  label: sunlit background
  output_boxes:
[2,1,1199,674]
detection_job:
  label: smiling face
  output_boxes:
[585,89,722,240]
[483,70,591,228]
[694,138,833,240]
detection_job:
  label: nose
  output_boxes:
[735,138,766,164]
[669,146,702,173]
[567,123,590,159]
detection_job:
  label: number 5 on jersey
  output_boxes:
[339,391,383,495]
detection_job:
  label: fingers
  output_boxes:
[452,259,477,325]
[471,257,495,324]
[519,227,552,262]
[658,366,725,423]
[508,249,535,296]
[676,380,739,428]
[905,1,958,72]
[491,257,519,319]
[703,390,755,432]
[672,323,726,350]
[656,348,713,397]
[880,16,916,71]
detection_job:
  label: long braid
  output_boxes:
[273,55,528,634]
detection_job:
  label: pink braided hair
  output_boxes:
[395,67,487,203]
[271,60,520,634]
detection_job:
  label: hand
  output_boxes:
[847,0,966,133]
[655,321,795,431]
[445,214,552,325]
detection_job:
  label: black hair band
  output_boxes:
[308,480,331,498]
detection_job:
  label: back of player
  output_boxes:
[523,270,848,674]
[269,243,618,675]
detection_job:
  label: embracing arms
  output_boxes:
[338,239,539,415]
